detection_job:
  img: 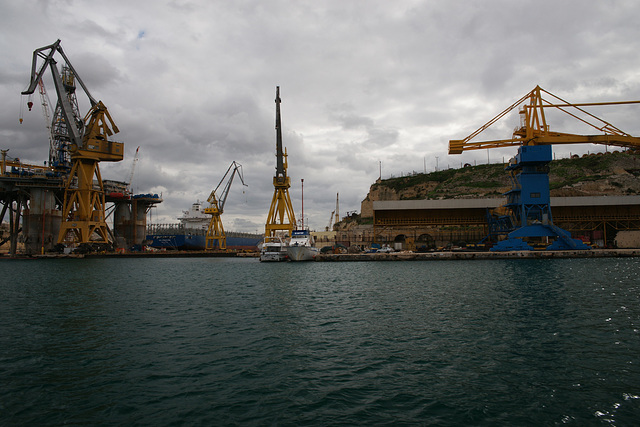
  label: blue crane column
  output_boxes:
[491,145,591,251]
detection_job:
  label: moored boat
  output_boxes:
[259,236,289,262]
[286,229,318,261]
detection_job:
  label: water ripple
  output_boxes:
[1,257,640,425]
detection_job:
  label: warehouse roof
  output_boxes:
[373,196,640,211]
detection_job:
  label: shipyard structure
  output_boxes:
[0,152,161,255]
[1,40,162,256]
[356,195,640,250]
[333,86,640,252]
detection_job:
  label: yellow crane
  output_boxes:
[204,161,246,250]
[22,40,123,248]
[265,86,296,237]
[449,85,640,154]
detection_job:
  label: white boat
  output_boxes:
[178,200,211,230]
[286,229,319,261]
[259,236,289,262]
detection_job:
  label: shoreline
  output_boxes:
[2,248,639,260]
[314,248,640,261]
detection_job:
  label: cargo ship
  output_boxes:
[146,201,262,251]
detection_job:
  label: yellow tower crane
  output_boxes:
[204,161,247,250]
[265,86,296,237]
[22,40,123,248]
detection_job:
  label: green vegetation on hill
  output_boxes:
[371,150,640,200]
[336,150,640,230]
[371,162,509,200]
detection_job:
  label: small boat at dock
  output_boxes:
[286,229,319,261]
[259,236,289,262]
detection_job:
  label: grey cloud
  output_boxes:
[2,0,640,231]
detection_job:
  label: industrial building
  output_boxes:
[0,158,161,255]
[371,196,640,250]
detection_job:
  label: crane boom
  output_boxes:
[207,161,246,213]
[449,85,640,154]
[326,210,335,231]
[275,86,286,182]
[22,39,97,106]
[127,146,140,193]
[36,80,56,159]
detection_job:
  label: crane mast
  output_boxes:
[265,86,296,237]
[275,87,285,182]
[205,161,247,250]
[22,40,124,248]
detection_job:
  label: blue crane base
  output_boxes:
[490,223,591,252]
[488,145,591,252]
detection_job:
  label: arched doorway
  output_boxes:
[416,233,436,252]
[393,234,406,250]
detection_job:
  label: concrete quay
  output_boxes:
[314,249,640,261]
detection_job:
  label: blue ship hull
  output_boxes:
[145,233,261,251]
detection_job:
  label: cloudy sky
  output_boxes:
[2,0,640,232]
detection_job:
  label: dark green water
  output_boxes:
[1,257,639,425]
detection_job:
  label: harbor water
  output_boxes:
[2,257,639,425]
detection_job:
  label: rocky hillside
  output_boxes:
[359,150,640,218]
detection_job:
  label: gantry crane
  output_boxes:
[449,85,640,251]
[22,40,124,248]
[205,161,247,250]
[265,86,296,237]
